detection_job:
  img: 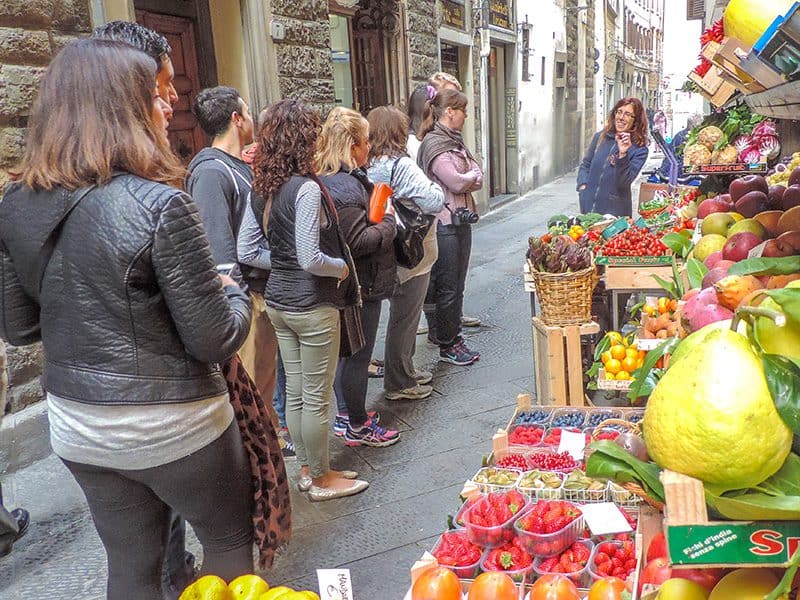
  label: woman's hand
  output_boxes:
[218,274,238,288]
[339,263,349,283]
[615,132,632,157]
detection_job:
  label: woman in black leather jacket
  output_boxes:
[317,107,401,449]
[0,39,254,598]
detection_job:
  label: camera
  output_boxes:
[446,204,479,226]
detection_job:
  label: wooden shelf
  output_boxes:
[745,79,800,119]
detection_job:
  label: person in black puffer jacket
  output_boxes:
[0,39,254,598]
[317,107,401,449]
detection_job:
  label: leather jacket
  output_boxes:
[0,174,251,406]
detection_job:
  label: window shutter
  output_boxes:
[686,0,705,20]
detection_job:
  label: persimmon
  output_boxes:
[467,571,517,600]
[588,576,626,600]
[528,574,580,600]
[411,567,461,600]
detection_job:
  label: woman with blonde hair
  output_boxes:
[366,105,444,400]
[318,107,401,447]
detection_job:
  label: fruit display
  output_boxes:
[411,566,462,600]
[514,409,552,424]
[509,425,545,446]
[527,451,581,472]
[517,470,563,499]
[585,410,622,429]
[550,410,586,428]
[178,575,319,600]
[542,427,591,447]
[495,453,529,470]
[640,296,684,341]
[472,467,522,491]
[589,540,637,581]
[593,332,646,384]
[562,470,608,503]
[534,540,592,584]
[462,490,527,547]
[596,226,668,258]
[431,531,484,579]
[481,540,533,581]
[528,574,581,600]
[683,107,777,167]
[465,572,518,600]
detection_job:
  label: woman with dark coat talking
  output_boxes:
[577,97,649,217]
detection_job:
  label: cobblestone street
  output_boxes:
[1,171,596,599]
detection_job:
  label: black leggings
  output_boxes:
[63,421,254,600]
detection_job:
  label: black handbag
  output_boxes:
[389,159,435,269]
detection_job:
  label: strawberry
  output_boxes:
[595,561,611,576]
[594,551,611,565]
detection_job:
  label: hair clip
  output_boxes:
[426,85,436,100]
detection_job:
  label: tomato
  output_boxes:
[411,567,462,600]
[646,531,668,562]
[467,571,517,600]
[528,574,580,600]
[587,577,626,600]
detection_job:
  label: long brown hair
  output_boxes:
[417,88,468,141]
[603,97,648,147]
[316,107,369,176]
[11,38,184,190]
[367,106,409,161]
[252,99,321,200]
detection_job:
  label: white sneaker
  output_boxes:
[416,323,429,335]
[385,384,433,401]
[413,370,433,385]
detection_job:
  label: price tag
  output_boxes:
[317,569,354,600]
[558,429,586,460]
[580,502,633,536]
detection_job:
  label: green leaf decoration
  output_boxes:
[685,258,708,290]
[728,256,800,276]
[763,354,800,435]
[627,337,681,402]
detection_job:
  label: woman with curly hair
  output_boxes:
[252,99,368,502]
[317,107,400,449]
[577,97,649,216]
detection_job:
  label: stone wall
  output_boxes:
[0,0,92,415]
[407,0,438,86]
[270,0,335,113]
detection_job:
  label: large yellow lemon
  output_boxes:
[229,574,269,600]
[179,576,234,600]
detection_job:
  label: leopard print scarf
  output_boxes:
[223,354,292,568]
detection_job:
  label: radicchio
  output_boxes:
[752,120,777,140]
[732,135,752,153]
[758,135,781,160]
[739,145,763,164]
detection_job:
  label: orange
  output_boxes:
[605,371,616,380]
[605,358,622,374]
[627,340,638,350]
[621,356,638,373]
[601,350,613,365]
[610,345,626,360]
[606,331,623,345]
[625,348,639,360]
[638,350,647,361]
[616,371,631,380]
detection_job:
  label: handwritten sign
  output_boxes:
[318,569,354,600]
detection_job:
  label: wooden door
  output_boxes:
[136,10,205,162]
[352,29,387,114]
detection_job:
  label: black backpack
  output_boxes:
[389,158,435,269]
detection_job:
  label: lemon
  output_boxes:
[259,587,294,600]
[709,568,785,600]
[180,576,234,600]
[643,327,792,489]
[229,574,269,599]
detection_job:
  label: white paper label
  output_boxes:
[317,569,354,600]
[558,429,586,460]
[580,502,634,536]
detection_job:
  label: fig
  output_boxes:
[614,432,649,462]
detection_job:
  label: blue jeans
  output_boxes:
[273,351,287,429]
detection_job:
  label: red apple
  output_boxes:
[768,185,787,209]
[789,166,800,187]
[639,557,671,593]
[729,174,769,202]
[777,230,800,251]
[762,238,797,258]
[734,190,769,218]
[646,531,668,562]
[780,185,800,211]
[697,196,734,219]
[723,232,763,262]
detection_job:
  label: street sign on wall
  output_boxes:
[489,0,512,30]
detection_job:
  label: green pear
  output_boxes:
[643,327,792,489]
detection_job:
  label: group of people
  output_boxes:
[0,18,485,600]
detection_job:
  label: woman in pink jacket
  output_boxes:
[417,88,483,366]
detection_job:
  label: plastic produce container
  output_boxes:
[585,409,623,429]
[514,511,585,557]
[430,530,485,579]
[481,551,533,583]
[516,469,564,501]
[549,408,586,428]
[532,539,594,587]
[462,495,528,549]
[513,408,553,425]
[587,539,637,582]
[470,466,522,494]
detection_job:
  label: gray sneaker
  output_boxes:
[461,314,481,327]
[385,384,433,401]
[413,370,433,385]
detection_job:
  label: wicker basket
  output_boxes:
[528,262,596,326]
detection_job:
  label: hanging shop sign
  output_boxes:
[489,0,512,30]
[505,87,517,147]
[441,0,466,30]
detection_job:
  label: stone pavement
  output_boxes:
[0,171,588,599]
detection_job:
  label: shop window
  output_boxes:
[329,14,354,107]
[441,42,461,80]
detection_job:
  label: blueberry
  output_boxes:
[515,409,551,425]
[628,412,644,423]
[552,411,585,428]
[587,411,619,428]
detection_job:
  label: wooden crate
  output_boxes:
[702,39,767,94]
[532,317,599,407]
[605,264,675,290]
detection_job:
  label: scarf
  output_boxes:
[417,121,475,178]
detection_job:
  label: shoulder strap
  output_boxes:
[212,158,245,197]
[36,184,96,298]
